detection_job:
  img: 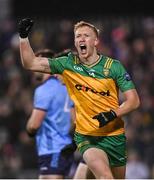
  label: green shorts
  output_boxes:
[74,132,127,167]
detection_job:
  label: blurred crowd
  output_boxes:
[0,16,154,178]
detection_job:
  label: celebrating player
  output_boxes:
[18,18,140,179]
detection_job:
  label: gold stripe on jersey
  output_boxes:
[104,58,113,69]
[108,59,113,69]
[77,141,90,149]
[74,56,78,64]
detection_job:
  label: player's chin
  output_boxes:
[79,52,89,59]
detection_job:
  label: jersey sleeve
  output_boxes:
[33,87,52,111]
[112,60,135,92]
[48,56,69,74]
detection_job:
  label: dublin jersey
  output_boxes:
[48,53,135,136]
[34,77,73,156]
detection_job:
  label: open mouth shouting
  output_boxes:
[79,44,87,54]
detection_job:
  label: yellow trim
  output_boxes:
[104,58,113,69]
[105,58,111,69]
[74,56,77,64]
[81,55,102,68]
[77,141,90,149]
[74,56,80,64]
[108,59,113,69]
[104,58,110,68]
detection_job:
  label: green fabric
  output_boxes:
[111,60,135,92]
[74,132,127,167]
[48,56,68,74]
[48,52,135,92]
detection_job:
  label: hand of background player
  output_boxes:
[18,18,34,38]
[92,110,117,127]
[26,129,37,138]
[61,141,77,156]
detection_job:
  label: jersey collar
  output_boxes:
[80,54,102,68]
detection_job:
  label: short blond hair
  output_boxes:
[74,21,100,38]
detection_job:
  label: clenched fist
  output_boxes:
[18,18,34,38]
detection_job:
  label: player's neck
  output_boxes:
[80,53,100,66]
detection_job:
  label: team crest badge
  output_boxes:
[103,68,109,76]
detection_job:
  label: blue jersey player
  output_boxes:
[26,49,75,179]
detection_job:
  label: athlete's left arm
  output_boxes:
[92,60,140,127]
[92,89,140,127]
[114,88,140,117]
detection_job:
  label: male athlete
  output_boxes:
[18,18,140,179]
[26,49,75,179]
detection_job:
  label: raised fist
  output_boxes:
[18,18,34,38]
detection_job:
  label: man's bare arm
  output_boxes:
[18,18,52,73]
[115,89,140,117]
[92,88,140,127]
[19,38,51,73]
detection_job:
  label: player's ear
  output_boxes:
[94,38,99,47]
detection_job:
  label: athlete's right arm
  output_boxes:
[18,18,51,73]
[20,38,51,73]
[26,108,46,137]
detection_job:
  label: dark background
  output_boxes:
[0,0,153,178]
[12,0,154,18]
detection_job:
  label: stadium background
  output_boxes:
[0,0,154,178]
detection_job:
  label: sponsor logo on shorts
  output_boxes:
[40,166,48,170]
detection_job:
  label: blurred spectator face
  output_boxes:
[132,38,145,54]
[111,27,128,43]
[0,99,12,117]
[2,50,15,68]
[128,150,140,161]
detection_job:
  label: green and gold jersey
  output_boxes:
[48,52,135,136]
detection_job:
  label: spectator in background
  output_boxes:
[126,149,150,179]
[26,49,75,179]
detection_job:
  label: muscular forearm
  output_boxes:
[115,89,140,117]
[19,37,36,69]
[115,100,139,117]
[92,89,140,127]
